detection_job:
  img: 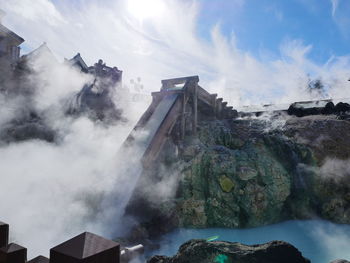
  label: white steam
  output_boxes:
[319,158,350,181]
[312,221,350,261]
[0,0,350,259]
[1,0,350,107]
[0,48,150,258]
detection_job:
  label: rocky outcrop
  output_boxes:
[173,114,350,227]
[287,101,350,118]
[127,113,350,230]
[284,115,350,223]
[147,239,311,263]
[284,115,350,162]
[172,118,315,228]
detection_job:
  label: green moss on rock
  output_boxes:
[219,176,235,192]
[171,116,350,228]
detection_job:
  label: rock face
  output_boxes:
[170,114,350,227]
[173,118,313,228]
[128,113,350,230]
[287,101,350,118]
[147,239,311,263]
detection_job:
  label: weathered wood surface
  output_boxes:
[122,75,237,168]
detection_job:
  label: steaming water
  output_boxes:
[151,220,350,263]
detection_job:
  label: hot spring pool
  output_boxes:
[150,220,350,263]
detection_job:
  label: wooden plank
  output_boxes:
[197,86,213,107]
[161,76,199,89]
[181,93,186,140]
[216,98,223,119]
[142,97,183,167]
[192,85,198,135]
[211,94,217,116]
[125,97,160,142]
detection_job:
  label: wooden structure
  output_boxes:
[0,222,27,263]
[0,221,136,263]
[0,222,8,249]
[0,10,24,63]
[68,53,89,73]
[50,232,120,263]
[0,243,27,263]
[27,255,49,263]
[124,76,237,168]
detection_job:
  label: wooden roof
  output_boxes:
[0,24,24,46]
[50,232,119,259]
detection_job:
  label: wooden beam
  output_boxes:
[142,97,183,168]
[181,93,186,140]
[192,84,198,135]
[216,98,223,119]
[211,94,217,116]
[161,76,199,89]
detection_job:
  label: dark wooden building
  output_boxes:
[0,243,27,263]
[50,232,120,263]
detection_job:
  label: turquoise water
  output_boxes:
[151,220,350,263]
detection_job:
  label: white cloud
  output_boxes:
[331,0,339,17]
[330,0,350,39]
[265,5,284,22]
[0,0,350,257]
[295,0,320,14]
[1,0,350,107]
[0,0,65,26]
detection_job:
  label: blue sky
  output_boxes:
[198,0,349,64]
[1,0,350,105]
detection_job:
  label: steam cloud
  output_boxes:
[0,0,350,259]
[0,49,150,257]
[1,0,350,106]
[312,221,350,260]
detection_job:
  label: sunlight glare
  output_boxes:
[127,0,165,20]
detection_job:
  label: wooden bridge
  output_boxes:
[123,76,237,168]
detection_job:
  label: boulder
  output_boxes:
[147,239,311,263]
[334,102,350,113]
[287,101,350,117]
[127,111,350,230]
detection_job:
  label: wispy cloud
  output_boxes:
[265,5,284,22]
[295,0,320,14]
[329,0,350,39]
[331,0,339,17]
[1,0,66,26]
[1,0,349,107]
[0,0,350,258]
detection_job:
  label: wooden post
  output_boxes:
[192,84,198,136]
[211,94,217,116]
[0,243,27,263]
[181,92,186,140]
[0,222,9,248]
[216,98,223,119]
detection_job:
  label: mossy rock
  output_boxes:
[219,176,235,192]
